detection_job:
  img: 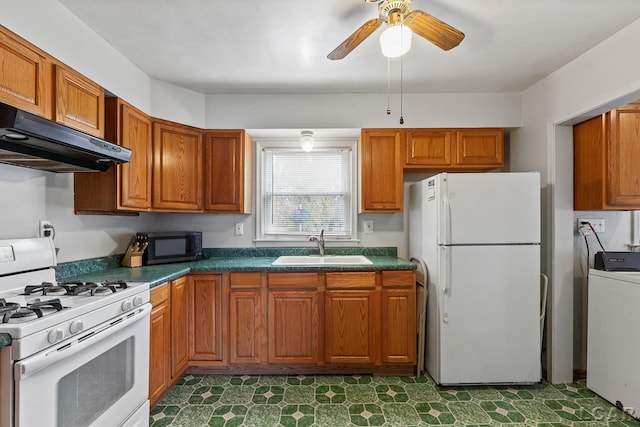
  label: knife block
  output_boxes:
[121,253,142,268]
[121,239,144,268]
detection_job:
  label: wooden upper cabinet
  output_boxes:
[53,63,104,138]
[405,129,452,167]
[454,128,504,167]
[360,129,403,212]
[0,26,50,117]
[404,128,503,169]
[115,99,153,210]
[152,120,203,211]
[74,98,152,214]
[204,130,252,213]
[574,101,640,210]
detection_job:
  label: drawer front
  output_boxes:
[267,272,319,289]
[326,272,376,289]
[381,270,415,288]
[150,282,169,305]
[230,272,262,289]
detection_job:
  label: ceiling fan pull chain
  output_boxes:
[400,53,405,125]
[386,56,391,114]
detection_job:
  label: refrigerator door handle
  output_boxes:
[442,246,451,323]
[442,193,452,245]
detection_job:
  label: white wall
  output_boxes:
[513,17,640,382]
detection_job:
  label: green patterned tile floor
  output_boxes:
[150,373,640,426]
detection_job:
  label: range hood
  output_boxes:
[0,101,131,172]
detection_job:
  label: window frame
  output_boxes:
[254,137,359,244]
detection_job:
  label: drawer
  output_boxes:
[267,272,319,289]
[150,282,169,305]
[326,272,376,289]
[381,270,415,288]
[230,272,262,289]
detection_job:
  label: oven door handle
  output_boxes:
[15,304,151,380]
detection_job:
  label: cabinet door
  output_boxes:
[325,290,377,364]
[405,130,453,167]
[360,129,403,212]
[190,274,224,361]
[149,284,170,408]
[54,64,105,138]
[268,290,318,364]
[454,129,504,167]
[0,26,50,117]
[229,290,264,364]
[607,102,640,207]
[573,115,607,210]
[204,131,252,213]
[381,288,416,364]
[118,100,152,210]
[170,277,189,379]
[153,120,203,211]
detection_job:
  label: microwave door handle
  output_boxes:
[15,305,151,380]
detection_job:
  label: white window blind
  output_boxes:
[262,148,353,238]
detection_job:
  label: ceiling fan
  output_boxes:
[327,0,465,60]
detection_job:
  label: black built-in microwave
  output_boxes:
[136,231,202,265]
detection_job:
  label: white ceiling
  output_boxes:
[58,0,640,95]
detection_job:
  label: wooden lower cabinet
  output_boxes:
[149,277,190,408]
[189,274,224,362]
[380,270,417,364]
[149,283,170,408]
[325,289,377,364]
[229,272,265,364]
[170,277,189,377]
[268,290,319,364]
[157,270,415,382]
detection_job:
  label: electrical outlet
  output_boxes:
[364,220,374,234]
[235,223,244,236]
[38,220,53,238]
[578,218,605,233]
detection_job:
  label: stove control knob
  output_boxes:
[47,328,63,344]
[133,295,144,307]
[69,320,84,334]
[121,299,133,312]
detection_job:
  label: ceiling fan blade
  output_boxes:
[327,18,382,60]
[404,10,465,51]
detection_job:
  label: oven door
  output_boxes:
[14,304,151,427]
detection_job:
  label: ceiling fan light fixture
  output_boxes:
[300,130,314,152]
[379,23,412,58]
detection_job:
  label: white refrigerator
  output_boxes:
[409,172,541,385]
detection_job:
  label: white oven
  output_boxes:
[14,304,150,427]
[0,238,151,427]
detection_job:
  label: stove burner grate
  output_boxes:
[0,298,66,324]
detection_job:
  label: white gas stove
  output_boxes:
[0,237,150,427]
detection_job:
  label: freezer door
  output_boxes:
[439,172,540,245]
[438,244,541,385]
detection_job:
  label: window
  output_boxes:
[256,138,357,241]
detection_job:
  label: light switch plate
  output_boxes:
[235,223,244,235]
[364,220,373,234]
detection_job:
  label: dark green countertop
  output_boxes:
[0,333,10,348]
[57,248,416,289]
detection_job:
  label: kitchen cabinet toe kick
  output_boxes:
[185,363,416,377]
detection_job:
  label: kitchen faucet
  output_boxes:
[310,229,325,256]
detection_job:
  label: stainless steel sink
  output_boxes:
[271,255,373,266]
